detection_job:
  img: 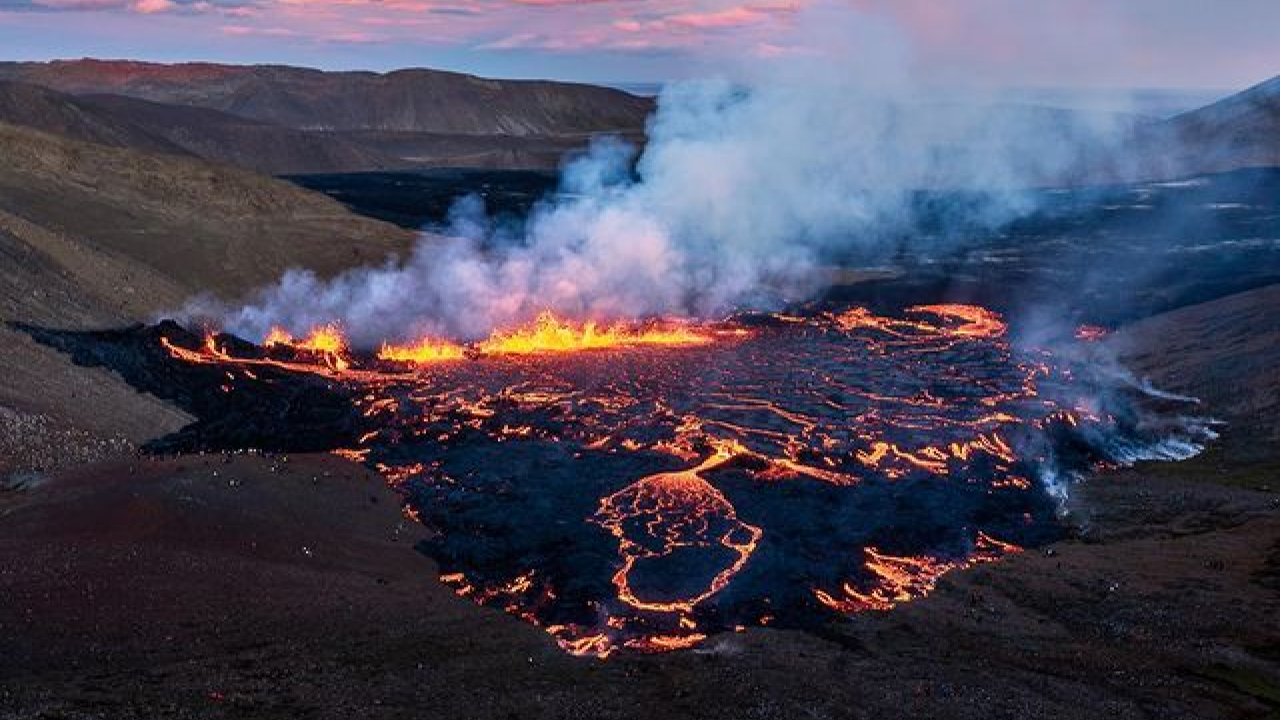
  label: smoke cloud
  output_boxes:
[187,3,1138,346]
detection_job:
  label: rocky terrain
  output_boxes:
[0,119,414,478]
[0,286,1274,718]
[0,60,653,172]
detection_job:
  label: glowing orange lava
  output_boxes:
[1074,324,1108,342]
[146,302,1143,658]
[813,532,1022,613]
[593,439,762,614]
[908,304,1008,338]
[478,311,713,356]
[376,337,468,364]
[262,323,352,371]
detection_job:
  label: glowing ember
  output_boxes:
[129,303,1203,657]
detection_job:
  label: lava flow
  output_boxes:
[28,304,1208,659]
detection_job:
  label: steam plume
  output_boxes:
[186,5,1135,346]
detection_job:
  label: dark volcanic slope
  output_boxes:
[0,60,653,172]
[0,80,401,174]
[75,92,402,174]
[0,121,413,300]
[1117,76,1280,181]
[0,81,187,157]
[0,119,414,464]
[0,59,654,136]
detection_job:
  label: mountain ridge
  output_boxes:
[0,58,654,136]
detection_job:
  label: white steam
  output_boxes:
[185,5,1136,346]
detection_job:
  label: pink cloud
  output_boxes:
[30,0,127,8]
[220,23,300,36]
[666,2,798,30]
[132,0,176,13]
[506,0,615,5]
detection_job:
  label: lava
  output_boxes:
[263,322,352,371]
[377,337,468,364]
[813,532,1022,613]
[1074,324,1109,342]
[125,303,1204,657]
[477,311,713,356]
[593,439,763,615]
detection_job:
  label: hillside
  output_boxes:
[0,81,187,157]
[1,60,1273,181]
[0,60,654,172]
[0,120,414,455]
[0,58,652,144]
[1085,76,1280,183]
[1148,75,1280,174]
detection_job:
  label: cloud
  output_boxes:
[505,0,615,5]
[219,22,297,35]
[665,2,798,30]
[3,0,254,12]
[133,0,176,12]
[2,0,1274,91]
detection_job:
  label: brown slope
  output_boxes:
[0,80,188,156]
[78,93,402,174]
[0,59,654,136]
[1085,77,1280,183]
[0,120,415,464]
[1148,75,1280,174]
[0,120,413,299]
[0,80,402,174]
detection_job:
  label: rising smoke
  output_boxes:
[185,3,1137,346]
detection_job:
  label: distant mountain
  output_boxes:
[0,60,1274,181]
[75,92,402,174]
[0,59,653,136]
[0,60,653,172]
[1147,76,1279,174]
[1082,77,1279,184]
[0,81,187,157]
[0,80,402,174]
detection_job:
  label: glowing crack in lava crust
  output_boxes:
[119,305,1206,657]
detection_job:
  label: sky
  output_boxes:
[0,0,1276,90]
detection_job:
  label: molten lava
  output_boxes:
[376,337,468,364]
[263,323,351,371]
[144,303,1195,658]
[593,439,762,615]
[477,311,712,356]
